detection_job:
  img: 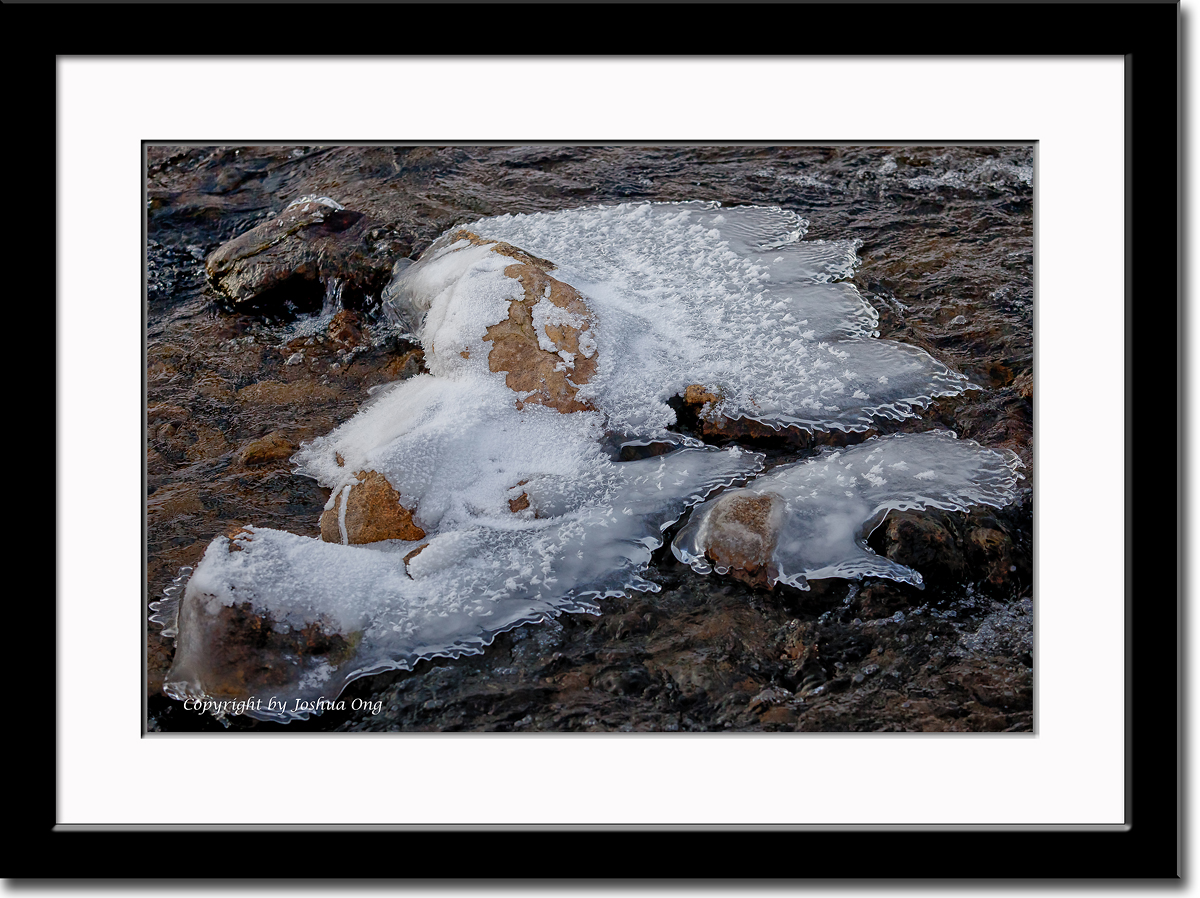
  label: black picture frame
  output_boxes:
[40,1,1179,883]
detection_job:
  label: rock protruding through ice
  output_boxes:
[423,202,970,439]
[672,432,1024,590]
[163,442,760,721]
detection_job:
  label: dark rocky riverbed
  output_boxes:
[145,145,1033,733]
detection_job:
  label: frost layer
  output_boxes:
[164,441,758,721]
[672,432,1024,590]
[382,202,971,438]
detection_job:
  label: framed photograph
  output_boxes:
[47,1,1178,883]
[146,139,1037,739]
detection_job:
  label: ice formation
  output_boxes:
[155,201,1010,722]
[672,431,1024,590]
[380,202,971,439]
[158,442,756,721]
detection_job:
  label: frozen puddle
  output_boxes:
[152,202,1015,722]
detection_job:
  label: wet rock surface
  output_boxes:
[204,198,386,311]
[146,145,1033,733]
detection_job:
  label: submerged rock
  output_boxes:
[236,431,297,466]
[676,384,807,444]
[962,511,1020,591]
[167,538,364,717]
[327,309,366,349]
[693,491,784,589]
[874,510,967,587]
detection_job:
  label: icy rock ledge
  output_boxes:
[671,432,1024,591]
[157,202,1001,723]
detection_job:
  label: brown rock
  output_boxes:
[318,500,343,544]
[319,470,426,544]
[678,384,807,444]
[226,526,255,550]
[508,480,535,515]
[205,199,391,309]
[679,384,727,435]
[147,403,191,425]
[418,231,597,414]
[483,261,598,414]
[963,514,1017,590]
[147,484,204,522]
[449,230,557,272]
[237,431,297,466]
[684,384,721,408]
[167,597,361,703]
[402,543,429,574]
[184,425,231,462]
[237,379,339,406]
[699,490,784,589]
[327,309,364,348]
[384,348,426,380]
[873,510,966,586]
